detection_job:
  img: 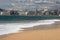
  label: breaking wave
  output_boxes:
[0,19,60,35]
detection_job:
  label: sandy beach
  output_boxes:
[0,22,60,40]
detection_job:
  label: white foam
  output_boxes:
[0,19,60,35]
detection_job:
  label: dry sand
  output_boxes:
[0,22,60,40]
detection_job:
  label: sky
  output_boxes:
[0,0,60,10]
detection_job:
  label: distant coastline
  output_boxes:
[0,8,60,16]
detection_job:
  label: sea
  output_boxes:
[0,0,60,36]
[0,19,60,35]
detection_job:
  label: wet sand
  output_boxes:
[0,22,60,40]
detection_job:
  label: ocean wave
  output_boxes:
[0,19,60,35]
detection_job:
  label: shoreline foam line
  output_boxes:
[0,19,60,35]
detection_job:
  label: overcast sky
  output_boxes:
[0,0,59,10]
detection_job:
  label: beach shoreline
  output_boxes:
[0,21,60,40]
